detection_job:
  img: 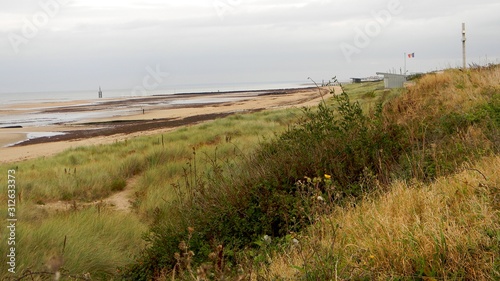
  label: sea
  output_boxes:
[0,81,311,105]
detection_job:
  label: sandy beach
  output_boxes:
[0,87,333,163]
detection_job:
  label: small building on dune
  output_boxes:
[376,72,407,89]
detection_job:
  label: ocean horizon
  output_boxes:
[0,80,315,105]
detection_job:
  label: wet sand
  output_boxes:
[0,87,333,163]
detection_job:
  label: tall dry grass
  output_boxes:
[383,67,500,180]
[267,155,500,280]
[385,67,499,132]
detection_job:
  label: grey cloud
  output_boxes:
[0,0,498,93]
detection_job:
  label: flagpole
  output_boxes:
[404,53,406,76]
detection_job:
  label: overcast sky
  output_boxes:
[1,0,499,93]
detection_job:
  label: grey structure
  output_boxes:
[376,72,407,89]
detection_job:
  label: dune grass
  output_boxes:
[266,155,500,280]
[0,205,147,280]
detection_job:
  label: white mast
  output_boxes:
[462,23,467,70]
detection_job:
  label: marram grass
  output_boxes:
[0,205,146,280]
[268,155,500,280]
